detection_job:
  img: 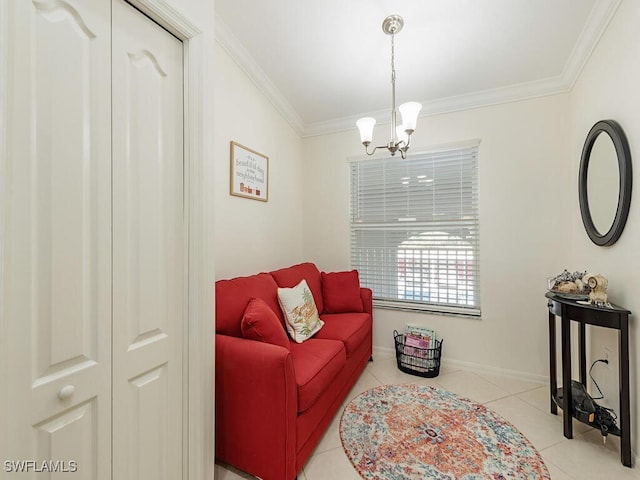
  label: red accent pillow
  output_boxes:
[321,270,364,313]
[241,298,290,350]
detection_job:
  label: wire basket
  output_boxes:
[393,329,443,378]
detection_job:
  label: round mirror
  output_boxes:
[587,132,620,233]
[579,120,632,246]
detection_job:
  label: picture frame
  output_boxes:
[230,141,269,202]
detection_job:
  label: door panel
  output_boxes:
[112,1,184,478]
[127,365,170,479]
[35,400,97,476]
[1,0,111,478]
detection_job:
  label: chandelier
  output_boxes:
[356,15,422,159]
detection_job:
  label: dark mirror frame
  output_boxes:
[579,119,632,246]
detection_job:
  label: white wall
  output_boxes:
[568,0,640,453]
[303,94,572,379]
[213,43,305,279]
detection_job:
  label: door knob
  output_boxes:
[58,385,75,401]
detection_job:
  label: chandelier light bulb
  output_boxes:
[356,117,376,145]
[399,102,422,133]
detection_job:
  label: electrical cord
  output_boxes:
[589,358,608,400]
[589,358,619,440]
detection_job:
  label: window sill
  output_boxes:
[373,299,481,319]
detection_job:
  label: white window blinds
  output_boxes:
[350,142,480,316]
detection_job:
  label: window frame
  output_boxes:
[349,140,481,317]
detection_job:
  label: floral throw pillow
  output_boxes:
[277,279,324,343]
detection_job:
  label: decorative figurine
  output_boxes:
[548,269,590,295]
[583,273,609,306]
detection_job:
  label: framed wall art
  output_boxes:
[230,141,269,202]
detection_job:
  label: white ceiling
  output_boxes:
[215,0,621,136]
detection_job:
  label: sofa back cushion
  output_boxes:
[270,262,324,313]
[215,272,283,337]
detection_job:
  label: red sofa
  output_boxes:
[215,262,373,480]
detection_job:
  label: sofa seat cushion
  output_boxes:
[289,339,346,413]
[271,262,324,314]
[216,272,283,337]
[316,313,371,358]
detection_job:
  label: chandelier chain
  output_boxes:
[391,32,396,82]
[390,31,397,144]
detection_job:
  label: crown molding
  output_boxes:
[561,0,622,90]
[215,0,622,139]
[215,17,305,136]
[303,75,571,138]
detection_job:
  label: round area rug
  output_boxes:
[340,384,550,480]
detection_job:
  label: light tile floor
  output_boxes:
[216,351,639,480]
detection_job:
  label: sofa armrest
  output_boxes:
[360,287,373,315]
[215,334,297,480]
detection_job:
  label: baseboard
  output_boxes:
[372,346,547,385]
[372,345,396,356]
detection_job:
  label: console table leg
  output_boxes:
[561,307,573,439]
[549,311,557,415]
[578,323,587,386]
[619,323,631,467]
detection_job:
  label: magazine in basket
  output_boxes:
[404,324,437,351]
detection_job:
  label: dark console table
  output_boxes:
[546,292,631,467]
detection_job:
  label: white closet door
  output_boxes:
[111,1,185,479]
[1,0,112,478]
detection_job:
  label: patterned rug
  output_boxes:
[340,384,550,479]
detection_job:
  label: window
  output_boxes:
[349,142,480,316]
